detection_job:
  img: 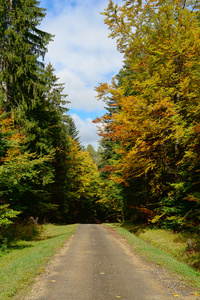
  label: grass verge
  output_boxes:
[106,223,200,290]
[0,224,78,300]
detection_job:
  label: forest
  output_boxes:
[0,0,200,238]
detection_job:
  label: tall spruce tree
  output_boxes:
[0,0,52,111]
[41,64,72,221]
[0,1,60,220]
[65,115,81,145]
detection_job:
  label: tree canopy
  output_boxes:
[1,0,200,230]
[0,0,104,226]
[94,0,200,230]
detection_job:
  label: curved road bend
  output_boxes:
[25,224,182,300]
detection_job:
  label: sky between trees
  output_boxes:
[39,0,123,149]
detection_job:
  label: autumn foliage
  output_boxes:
[1,0,200,230]
[95,0,200,229]
[0,0,104,229]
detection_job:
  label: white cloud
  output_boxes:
[40,0,123,111]
[40,0,123,148]
[71,114,100,150]
[56,69,104,111]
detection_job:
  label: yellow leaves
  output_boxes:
[3,148,21,162]
[151,213,166,224]
[0,111,54,187]
[66,138,100,200]
[97,0,200,199]
[0,112,14,129]
[0,112,25,161]
[0,112,25,162]
[95,82,111,102]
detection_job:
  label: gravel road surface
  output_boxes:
[25,224,199,300]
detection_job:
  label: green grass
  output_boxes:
[117,222,200,270]
[106,223,200,290]
[0,224,78,300]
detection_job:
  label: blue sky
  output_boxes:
[40,0,123,149]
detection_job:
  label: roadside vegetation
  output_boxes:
[0,0,200,297]
[0,223,78,300]
[106,223,200,290]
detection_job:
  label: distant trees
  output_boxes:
[85,144,103,167]
[64,141,102,223]
[95,0,200,229]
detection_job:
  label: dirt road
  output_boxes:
[25,224,199,300]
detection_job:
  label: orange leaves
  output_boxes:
[3,148,21,162]
[129,204,156,220]
[194,123,200,134]
[0,112,25,163]
[186,195,198,203]
[93,117,102,124]
[0,113,13,131]
[93,0,200,228]
[97,0,200,196]
[101,164,115,173]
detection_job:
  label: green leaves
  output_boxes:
[96,0,200,229]
[0,0,53,111]
[0,204,21,227]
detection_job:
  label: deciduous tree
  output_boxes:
[96,0,200,229]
